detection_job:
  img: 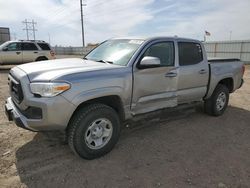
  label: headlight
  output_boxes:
[30,82,70,97]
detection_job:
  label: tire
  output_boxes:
[35,56,48,61]
[204,84,229,116]
[67,103,121,159]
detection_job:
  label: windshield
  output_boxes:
[0,41,9,49]
[85,39,144,66]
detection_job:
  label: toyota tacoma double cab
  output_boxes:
[5,37,244,159]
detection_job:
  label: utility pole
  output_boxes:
[23,19,29,40]
[22,19,37,40]
[32,20,37,40]
[229,31,232,41]
[80,0,86,47]
[48,33,51,44]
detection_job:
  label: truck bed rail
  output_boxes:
[208,58,240,63]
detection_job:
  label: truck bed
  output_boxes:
[205,58,244,99]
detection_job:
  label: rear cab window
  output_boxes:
[37,43,51,50]
[22,43,38,51]
[178,42,203,66]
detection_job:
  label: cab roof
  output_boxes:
[111,36,202,43]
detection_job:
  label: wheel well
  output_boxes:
[72,95,125,121]
[218,78,234,93]
[35,56,48,61]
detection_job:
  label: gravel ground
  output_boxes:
[0,66,250,188]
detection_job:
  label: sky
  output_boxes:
[0,0,250,46]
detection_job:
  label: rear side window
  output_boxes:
[178,42,203,66]
[22,43,38,51]
[37,43,51,50]
[142,42,175,66]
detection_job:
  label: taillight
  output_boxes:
[242,65,245,75]
[50,50,55,57]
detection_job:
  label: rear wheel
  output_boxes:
[204,84,229,116]
[35,56,48,61]
[67,103,121,159]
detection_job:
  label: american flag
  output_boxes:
[205,31,211,36]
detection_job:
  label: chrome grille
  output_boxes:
[8,74,23,104]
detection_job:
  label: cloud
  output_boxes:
[0,0,155,46]
[84,0,154,42]
[0,0,250,46]
[153,0,250,41]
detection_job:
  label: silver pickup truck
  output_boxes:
[5,37,244,159]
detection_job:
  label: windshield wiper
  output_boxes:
[83,57,88,60]
[96,59,113,64]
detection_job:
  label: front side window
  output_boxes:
[6,43,21,51]
[22,43,38,51]
[141,42,175,66]
[85,39,144,66]
[178,42,203,66]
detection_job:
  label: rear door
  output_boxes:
[0,42,22,64]
[37,42,54,59]
[177,42,209,103]
[21,42,39,63]
[132,41,178,114]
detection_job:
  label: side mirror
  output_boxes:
[139,56,161,68]
[2,47,8,51]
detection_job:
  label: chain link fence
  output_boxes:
[52,46,94,56]
[53,40,250,64]
[204,40,250,64]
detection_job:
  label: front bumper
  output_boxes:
[5,97,35,131]
[5,97,76,131]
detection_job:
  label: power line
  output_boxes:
[22,19,37,40]
[43,6,79,22]
[84,6,142,19]
[10,33,17,40]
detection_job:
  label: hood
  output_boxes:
[17,58,121,82]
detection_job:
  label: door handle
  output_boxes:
[199,69,207,74]
[165,72,177,77]
[16,52,21,55]
[33,52,38,54]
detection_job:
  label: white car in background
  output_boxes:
[0,40,56,65]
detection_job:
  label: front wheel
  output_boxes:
[67,103,121,159]
[204,84,229,116]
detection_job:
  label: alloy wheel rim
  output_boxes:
[216,92,226,111]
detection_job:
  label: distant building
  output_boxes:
[0,27,10,45]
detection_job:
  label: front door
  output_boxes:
[0,42,22,64]
[131,41,178,115]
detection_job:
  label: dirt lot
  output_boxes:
[0,66,250,188]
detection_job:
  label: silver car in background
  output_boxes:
[0,40,56,64]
